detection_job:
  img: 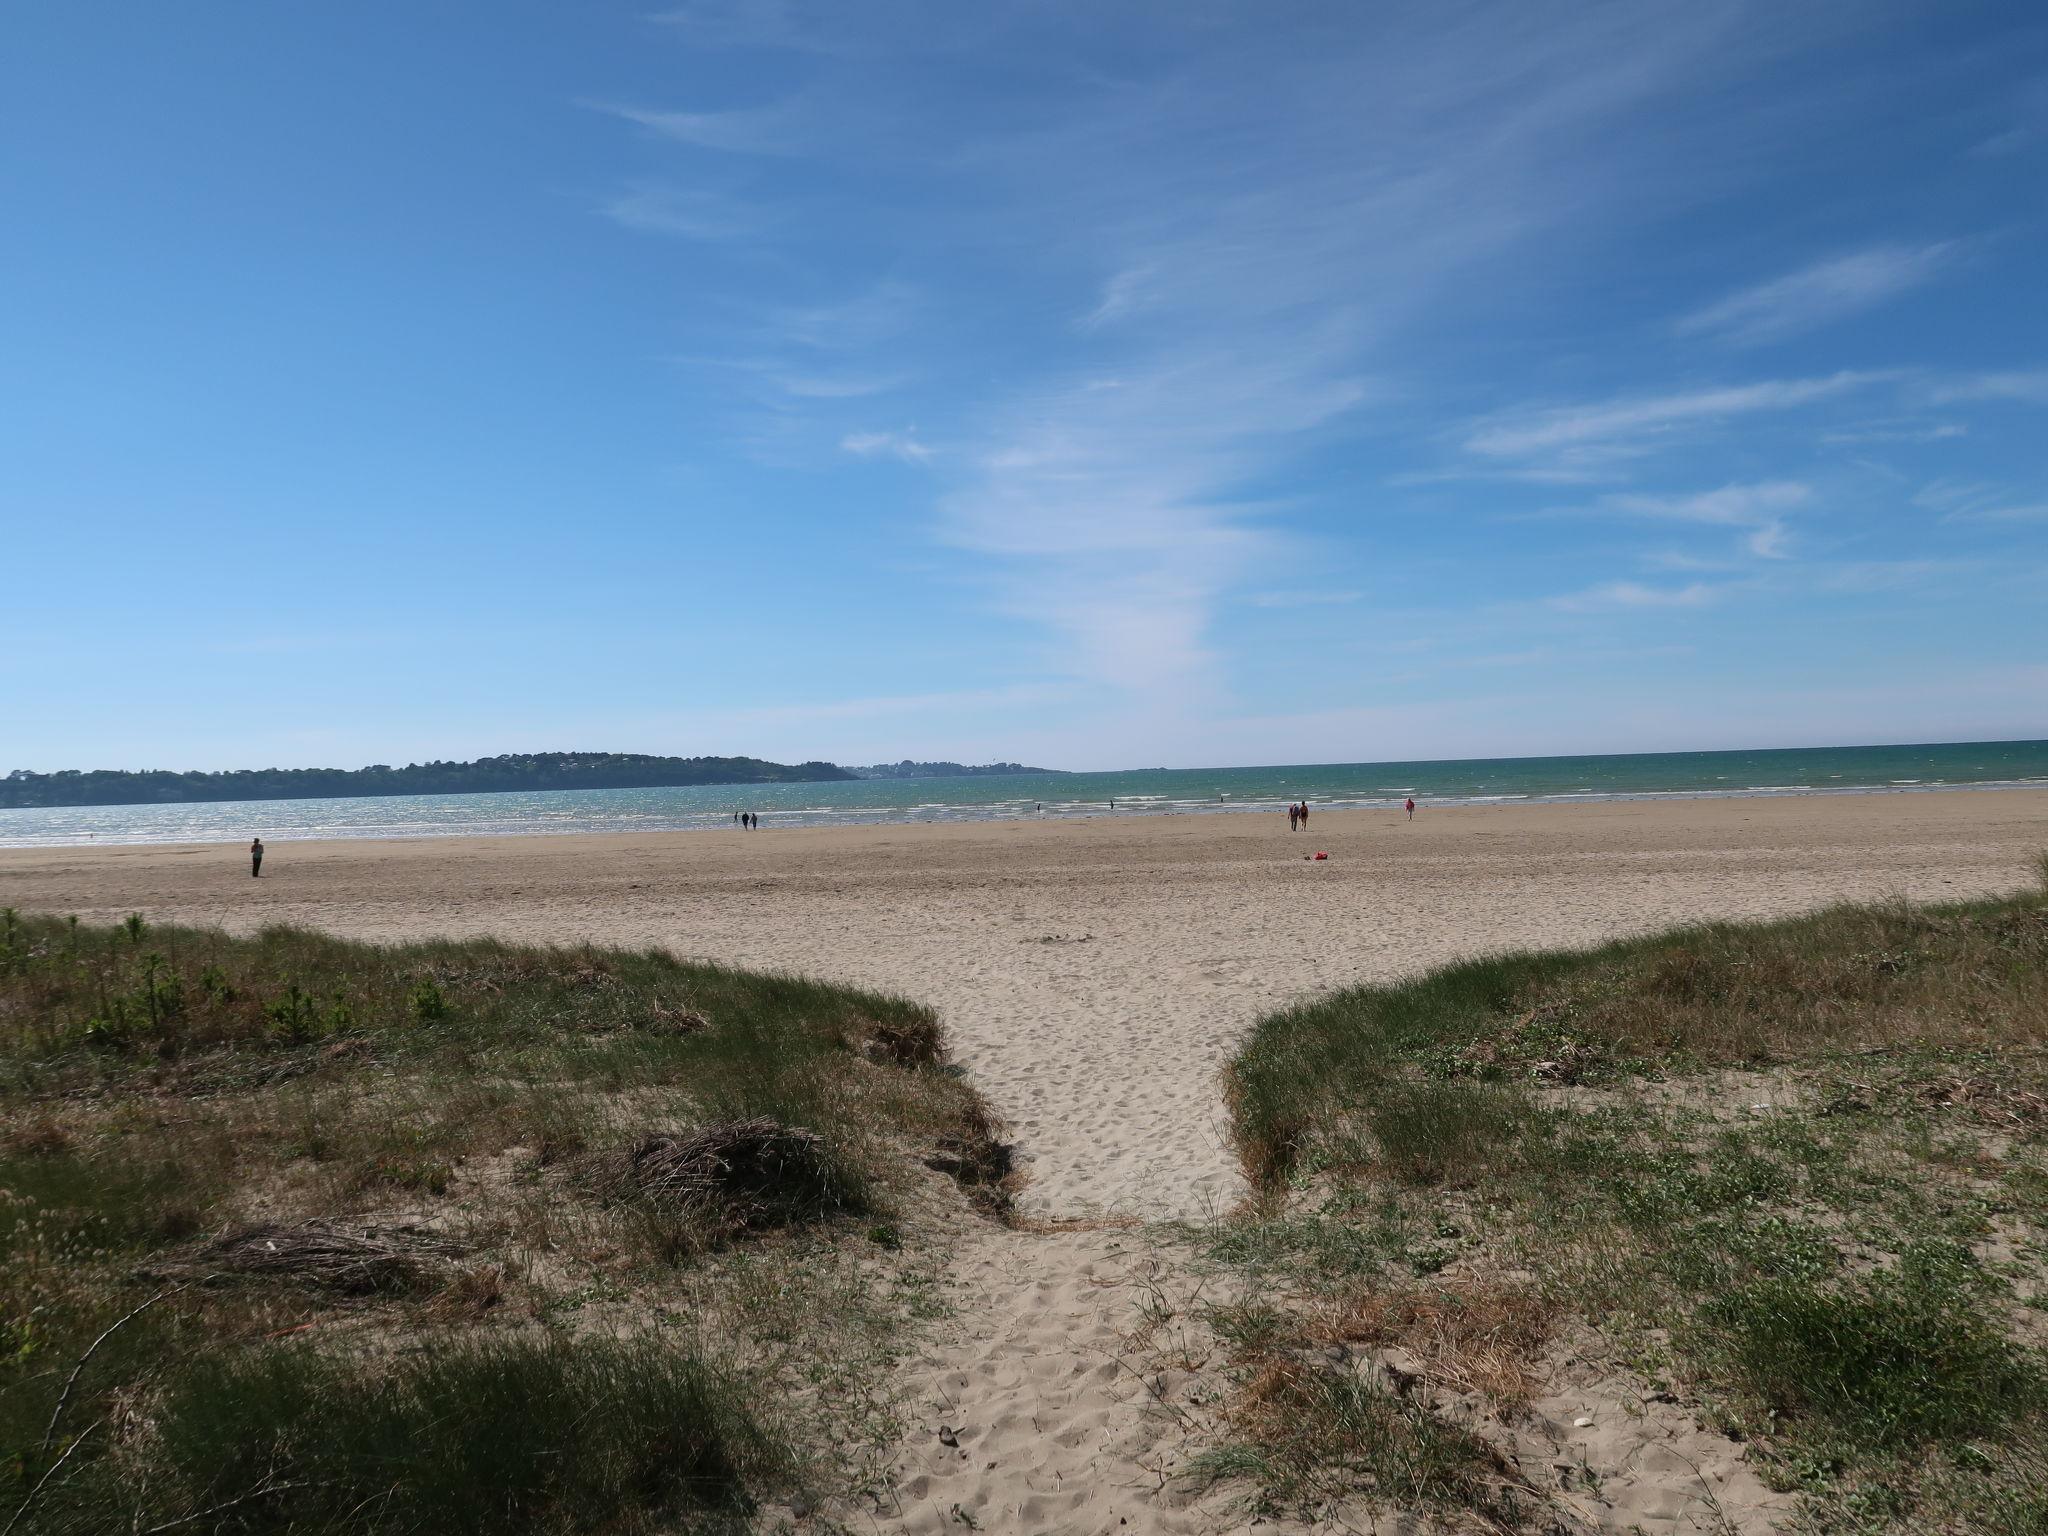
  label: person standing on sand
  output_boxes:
[1406,797,1416,821]
[1299,800,1309,830]
[1287,803,1298,831]
[250,838,263,878]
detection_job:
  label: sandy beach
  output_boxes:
[7,789,2046,1534]
[5,790,2042,1221]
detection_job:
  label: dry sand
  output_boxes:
[5,789,2044,1533]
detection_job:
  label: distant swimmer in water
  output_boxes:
[250,837,264,878]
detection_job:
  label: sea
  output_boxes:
[2,740,2044,849]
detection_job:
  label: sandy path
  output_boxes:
[6,791,2043,1533]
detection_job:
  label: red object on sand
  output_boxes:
[1313,851,1328,860]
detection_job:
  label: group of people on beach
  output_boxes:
[733,811,760,830]
[1284,796,1416,831]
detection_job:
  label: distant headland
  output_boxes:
[0,753,856,809]
[0,753,1066,809]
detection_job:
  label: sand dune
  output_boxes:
[5,790,2042,1533]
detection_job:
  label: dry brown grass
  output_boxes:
[142,1219,469,1294]
[1315,1280,1554,1410]
[1525,900,2048,1066]
[625,1118,856,1239]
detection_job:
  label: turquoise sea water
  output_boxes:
[2,740,2044,848]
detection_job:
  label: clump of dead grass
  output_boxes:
[626,1118,859,1241]
[143,1219,468,1294]
[1315,1280,1553,1410]
[1195,1347,1535,1529]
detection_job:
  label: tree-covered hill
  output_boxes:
[0,752,856,808]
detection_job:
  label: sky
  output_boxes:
[2,1,2044,773]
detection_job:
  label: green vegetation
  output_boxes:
[0,911,1003,1533]
[1210,876,2048,1532]
[0,751,855,808]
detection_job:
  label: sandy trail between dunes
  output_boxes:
[5,791,2045,1533]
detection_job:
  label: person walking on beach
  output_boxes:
[250,838,264,878]
[1298,800,1309,830]
[1405,797,1416,821]
[1287,803,1298,831]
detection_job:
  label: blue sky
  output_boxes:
[3,1,2044,772]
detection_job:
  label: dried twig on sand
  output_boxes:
[144,1220,466,1294]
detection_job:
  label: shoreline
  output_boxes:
[3,773,2045,850]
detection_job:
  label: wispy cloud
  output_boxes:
[600,182,761,240]
[1079,265,1158,330]
[1819,420,1966,446]
[1600,479,1812,558]
[915,6,1768,690]
[1818,559,1980,593]
[841,429,933,463]
[1972,77,2048,156]
[591,3,2032,735]
[597,101,803,156]
[1465,371,1888,467]
[1674,242,1958,347]
[1924,370,2048,406]
[779,374,902,399]
[769,284,918,351]
[1551,580,1724,612]
[1915,478,2048,523]
[1246,590,1363,609]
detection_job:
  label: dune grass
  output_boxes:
[1211,874,2048,1532]
[0,911,1003,1534]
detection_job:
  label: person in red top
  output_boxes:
[1405,797,1416,820]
